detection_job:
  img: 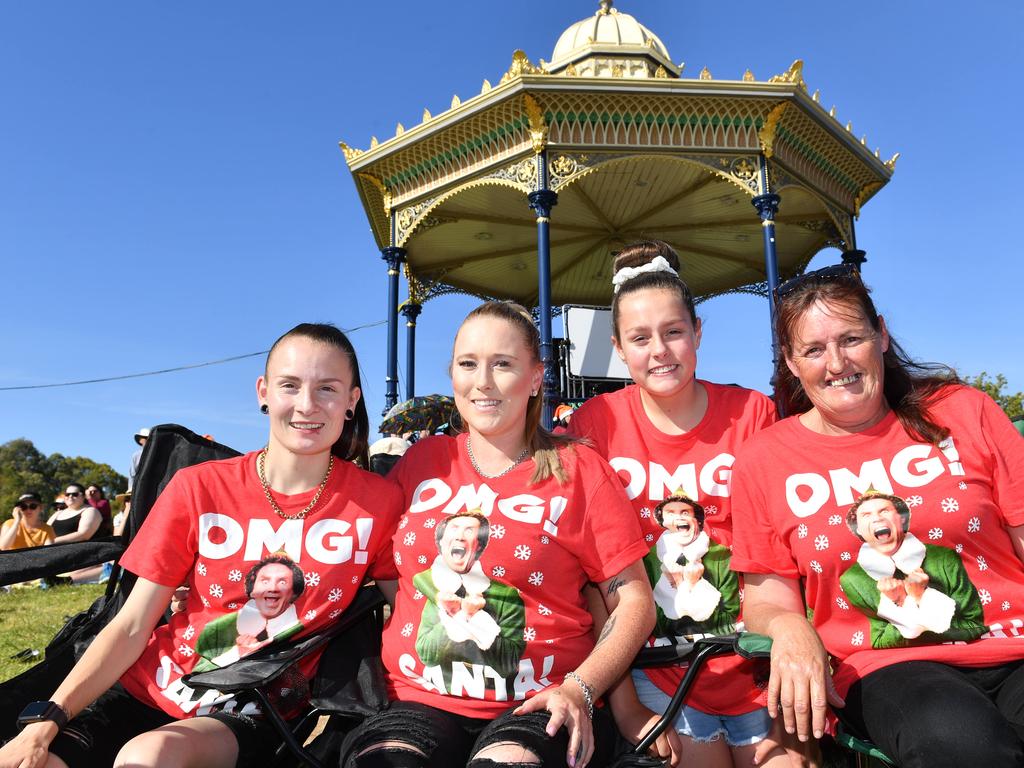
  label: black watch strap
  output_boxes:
[16,701,69,731]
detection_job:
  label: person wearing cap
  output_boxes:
[128,427,151,491]
[1,493,56,551]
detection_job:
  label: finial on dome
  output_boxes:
[598,0,613,15]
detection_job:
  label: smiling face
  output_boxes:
[784,299,890,434]
[451,315,542,449]
[439,515,483,573]
[660,501,700,545]
[249,562,297,619]
[257,336,361,458]
[612,287,701,402]
[855,497,906,556]
[64,486,85,510]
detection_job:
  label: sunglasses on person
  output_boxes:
[17,502,41,511]
[774,262,861,301]
[65,491,82,497]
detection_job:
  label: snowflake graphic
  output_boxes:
[209,584,223,598]
[492,566,506,578]
[540,536,550,545]
[304,571,321,587]
[928,527,943,540]
[958,481,968,491]
[528,571,544,586]
[329,609,343,619]
[399,517,409,529]
[979,589,992,606]
[977,555,989,572]
[413,590,424,600]
[514,544,532,560]
[967,517,981,533]
[394,552,402,566]
[423,518,437,529]
[1003,601,1012,612]
[537,604,552,616]
[828,515,843,526]
[304,609,317,621]
[640,507,651,519]
[645,533,654,542]
[351,576,359,584]
[200,596,210,608]
[183,625,195,640]
[401,623,414,638]
[941,497,960,514]
[955,543,964,554]
[178,644,194,657]
[851,631,864,647]
[328,588,343,603]
[840,551,852,561]
[906,495,924,508]
[491,524,506,539]
[809,560,823,574]
[228,569,242,582]
[836,597,849,610]
[797,524,808,539]
[227,602,238,609]
[403,532,417,546]
[196,562,207,576]
[523,627,537,642]
[418,555,428,565]
[705,505,718,516]
[814,534,829,551]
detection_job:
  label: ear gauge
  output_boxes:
[260,404,269,415]
[345,408,354,420]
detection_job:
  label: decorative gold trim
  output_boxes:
[742,69,755,82]
[481,79,492,93]
[769,59,805,91]
[654,65,668,79]
[357,173,392,217]
[338,141,364,163]
[396,122,405,136]
[759,102,789,159]
[523,93,548,154]
[501,50,544,84]
[451,94,461,109]
[884,152,900,171]
[370,136,379,148]
[423,108,432,122]
[854,181,884,218]
[564,62,579,77]
[699,66,712,80]
[812,89,820,102]
[536,216,550,223]
[761,219,775,228]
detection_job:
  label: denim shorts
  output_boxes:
[632,670,771,747]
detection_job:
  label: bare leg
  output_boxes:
[114,717,239,768]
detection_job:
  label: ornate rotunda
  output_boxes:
[340,0,896,421]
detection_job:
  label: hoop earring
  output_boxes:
[260,404,269,415]
[344,408,354,420]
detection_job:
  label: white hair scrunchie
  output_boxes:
[611,255,678,293]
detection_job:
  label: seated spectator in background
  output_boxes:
[86,485,113,536]
[1,493,55,550]
[48,483,102,543]
[368,435,409,477]
[128,427,151,491]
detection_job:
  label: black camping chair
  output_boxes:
[0,424,240,732]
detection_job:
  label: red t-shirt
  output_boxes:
[118,452,402,718]
[382,434,649,718]
[570,381,776,715]
[731,386,1024,696]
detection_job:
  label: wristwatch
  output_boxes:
[16,701,69,731]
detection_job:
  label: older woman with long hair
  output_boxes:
[342,301,654,768]
[729,264,1024,766]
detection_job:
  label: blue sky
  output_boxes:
[2,1,1021,478]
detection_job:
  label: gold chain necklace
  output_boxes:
[257,447,334,520]
[466,437,530,479]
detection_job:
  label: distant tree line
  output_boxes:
[0,439,127,524]
[968,372,1023,421]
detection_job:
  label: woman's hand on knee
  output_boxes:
[513,684,593,767]
[765,616,843,743]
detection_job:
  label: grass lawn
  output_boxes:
[0,583,105,683]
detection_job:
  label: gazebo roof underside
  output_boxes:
[344,77,893,307]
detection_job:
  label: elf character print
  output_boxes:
[840,488,985,650]
[413,510,526,681]
[193,553,306,672]
[646,492,738,638]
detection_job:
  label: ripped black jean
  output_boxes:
[339,700,620,768]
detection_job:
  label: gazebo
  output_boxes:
[340,0,895,421]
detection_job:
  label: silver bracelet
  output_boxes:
[563,670,594,719]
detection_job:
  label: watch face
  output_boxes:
[19,701,54,721]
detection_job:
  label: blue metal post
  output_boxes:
[401,302,422,401]
[528,153,558,429]
[381,246,406,415]
[752,189,782,380]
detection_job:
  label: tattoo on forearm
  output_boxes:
[596,615,616,648]
[606,576,625,596]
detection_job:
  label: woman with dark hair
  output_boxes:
[568,241,793,768]
[84,485,113,536]
[48,483,102,543]
[0,323,402,768]
[730,264,1024,766]
[342,301,654,768]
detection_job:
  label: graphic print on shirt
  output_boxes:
[412,510,526,686]
[645,492,738,638]
[839,487,984,650]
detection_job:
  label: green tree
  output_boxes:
[968,372,1024,420]
[0,439,127,524]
